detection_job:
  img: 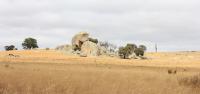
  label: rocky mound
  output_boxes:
[56,32,118,57]
[81,41,100,56]
[72,32,89,50]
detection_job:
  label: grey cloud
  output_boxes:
[0,0,200,51]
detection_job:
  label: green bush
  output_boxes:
[179,74,200,88]
[126,44,137,53]
[22,37,39,49]
[118,44,135,59]
[89,38,98,44]
[118,47,128,59]
[134,48,144,56]
[139,45,147,52]
[4,45,15,51]
[118,43,147,59]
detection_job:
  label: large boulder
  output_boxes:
[81,41,100,56]
[72,32,89,50]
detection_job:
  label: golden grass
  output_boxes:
[0,62,199,94]
[1,62,200,94]
[0,50,200,94]
[178,74,200,88]
[0,50,200,68]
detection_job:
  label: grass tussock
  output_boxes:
[168,69,177,74]
[4,64,9,68]
[0,82,8,94]
[178,74,200,88]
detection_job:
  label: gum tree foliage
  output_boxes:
[134,48,144,56]
[118,44,136,59]
[22,37,39,49]
[139,45,147,52]
[118,43,147,59]
[126,44,137,53]
[118,47,129,59]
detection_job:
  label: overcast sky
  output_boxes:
[0,0,200,51]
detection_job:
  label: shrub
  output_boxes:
[4,64,9,68]
[4,45,15,51]
[134,48,144,56]
[118,46,133,59]
[118,44,147,59]
[179,74,200,88]
[168,69,177,74]
[139,45,147,52]
[126,44,137,53]
[89,38,98,44]
[118,47,128,59]
[46,48,50,50]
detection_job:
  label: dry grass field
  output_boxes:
[0,50,200,94]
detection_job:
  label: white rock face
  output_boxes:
[72,32,89,49]
[81,41,100,56]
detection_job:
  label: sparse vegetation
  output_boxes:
[168,69,177,74]
[118,44,136,59]
[99,41,109,49]
[179,74,200,88]
[4,64,9,68]
[134,48,144,56]
[118,47,129,59]
[22,37,39,49]
[46,48,50,50]
[126,44,137,52]
[139,45,147,52]
[99,41,117,53]
[0,62,198,94]
[4,45,16,51]
[89,38,98,44]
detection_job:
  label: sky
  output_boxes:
[0,0,200,52]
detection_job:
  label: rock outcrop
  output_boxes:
[72,32,89,50]
[56,32,117,57]
[81,41,100,56]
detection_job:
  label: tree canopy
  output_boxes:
[22,37,39,49]
[4,45,16,51]
[139,45,147,52]
[118,43,147,59]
